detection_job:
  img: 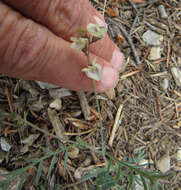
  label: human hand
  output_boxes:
[0,0,124,92]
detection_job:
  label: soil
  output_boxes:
[0,0,181,189]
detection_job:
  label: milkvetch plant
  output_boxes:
[71,23,107,159]
[71,23,107,81]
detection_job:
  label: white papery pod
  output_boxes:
[82,58,102,81]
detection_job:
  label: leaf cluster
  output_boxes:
[80,148,170,190]
[0,145,67,190]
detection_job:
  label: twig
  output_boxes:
[21,117,62,141]
[127,0,139,13]
[128,0,142,35]
[173,90,181,97]
[108,104,123,147]
[77,91,91,120]
[5,86,13,113]
[152,57,166,64]
[141,47,151,63]
[156,95,163,121]
[120,70,140,80]
[64,128,95,136]
[166,40,170,68]
[144,21,158,31]
[150,71,168,77]
[103,0,107,17]
[105,17,141,64]
[130,11,141,35]
[122,0,159,10]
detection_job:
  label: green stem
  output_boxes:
[87,38,91,66]
[86,37,106,160]
[92,80,106,161]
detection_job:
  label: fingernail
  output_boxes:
[94,16,106,27]
[111,49,124,70]
[101,66,118,89]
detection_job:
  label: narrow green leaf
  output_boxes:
[47,155,57,179]
[100,179,117,190]
[40,185,46,190]
[18,173,27,190]
[41,147,54,155]
[63,150,68,176]
[115,184,127,190]
[7,166,31,177]
[140,175,148,190]
[127,170,134,190]
[80,172,98,182]
[76,137,92,149]
[23,112,28,121]
[26,157,40,163]
[115,165,121,183]
[35,161,43,186]
[1,183,9,190]
[54,184,62,190]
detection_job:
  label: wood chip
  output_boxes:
[48,108,68,142]
[105,88,116,100]
[156,153,171,173]
[77,91,91,120]
[109,104,123,147]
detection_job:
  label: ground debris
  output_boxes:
[142,30,163,46]
[0,137,12,152]
[0,0,181,189]
[48,108,68,142]
[156,153,171,173]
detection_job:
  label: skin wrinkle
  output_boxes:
[15,31,50,78]
[10,19,31,71]
[17,29,50,79]
[48,0,84,38]
[26,35,54,81]
[0,6,9,40]
[0,4,50,78]
[0,9,12,66]
[0,7,22,71]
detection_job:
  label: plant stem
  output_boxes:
[87,38,91,66]
[92,80,106,161]
[86,37,106,160]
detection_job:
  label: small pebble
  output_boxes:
[105,88,115,100]
[36,81,58,89]
[0,137,12,152]
[149,47,162,60]
[49,88,72,99]
[171,67,181,87]
[49,99,62,111]
[175,148,181,161]
[68,147,79,159]
[156,153,171,173]
[142,30,163,46]
[160,78,169,91]
[158,5,168,19]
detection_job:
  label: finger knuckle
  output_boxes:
[2,18,48,76]
[13,21,48,73]
[46,0,86,38]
